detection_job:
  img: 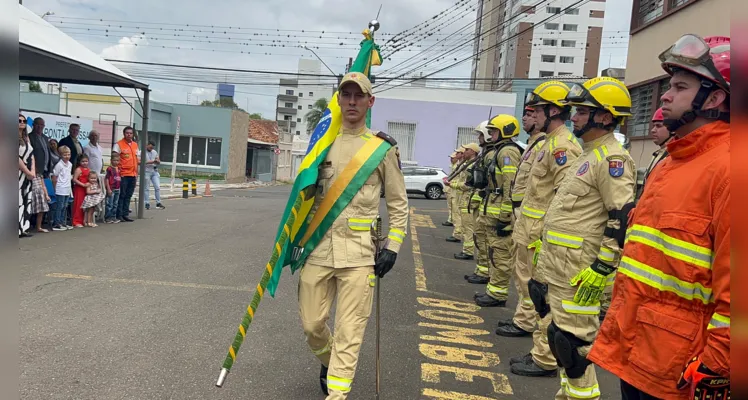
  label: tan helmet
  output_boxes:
[474,120,491,143]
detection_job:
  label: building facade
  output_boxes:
[472,0,606,90]
[623,0,728,167]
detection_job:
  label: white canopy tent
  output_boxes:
[19,4,151,218]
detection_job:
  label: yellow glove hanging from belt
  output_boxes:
[528,240,542,267]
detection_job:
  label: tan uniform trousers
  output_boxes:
[451,191,463,239]
[511,240,537,331]
[446,190,453,224]
[460,204,476,256]
[547,282,601,400]
[473,210,490,277]
[485,217,514,300]
[299,264,376,400]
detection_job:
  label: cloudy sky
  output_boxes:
[23,0,632,119]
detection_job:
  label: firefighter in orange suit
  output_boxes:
[589,34,731,400]
[298,72,409,400]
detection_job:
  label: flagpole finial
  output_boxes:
[369,20,380,32]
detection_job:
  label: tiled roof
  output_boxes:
[248,119,279,144]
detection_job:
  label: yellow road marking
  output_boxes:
[46,273,254,292]
[410,207,428,292]
[412,213,436,228]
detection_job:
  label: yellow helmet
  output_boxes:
[474,120,491,143]
[526,80,571,108]
[565,77,632,118]
[486,114,520,139]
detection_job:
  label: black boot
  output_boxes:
[496,322,533,337]
[446,236,461,243]
[454,252,474,260]
[510,358,558,377]
[497,318,514,328]
[466,275,488,284]
[442,221,454,227]
[509,353,533,366]
[319,364,329,395]
[476,296,506,307]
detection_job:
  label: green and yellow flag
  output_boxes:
[216,26,382,386]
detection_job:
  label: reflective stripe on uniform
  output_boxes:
[486,206,502,217]
[598,247,616,263]
[500,204,513,212]
[388,228,406,244]
[327,376,353,393]
[502,166,518,174]
[593,145,610,162]
[471,193,483,202]
[312,337,333,356]
[619,256,712,304]
[522,206,546,219]
[546,231,584,249]
[708,313,730,329]
[606,272,616,286]
[565,383,601,399]
[561,300,600,315]
[348,218,374,231]
[512,192,524,202]
[523,297,534,305]
[476,265,489,274]
[487,283,508,295]
[460,208,470,213]
[625,224,713,269]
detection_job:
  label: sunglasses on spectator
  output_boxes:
[19,119,26,123]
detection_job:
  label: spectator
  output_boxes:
[28,117,52,178]
[19,113,35,238]
[113,126,139,222]
[48,138,60,168]
[59,123,82,167]
[105,153,121,224]
[145,140,165,210]
[51,145,73,231]
[30,164,51,234]
[83,129,104,174]
[82,170,104,227]
[71,154,91,228]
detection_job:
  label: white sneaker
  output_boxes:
[66,225,74,230]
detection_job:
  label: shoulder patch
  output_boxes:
[375,131,397,146]
[607,155,625,177]
[553,148,567,166]
[503,156,511,165]
[576,161,590,176]
[537,150,546,162]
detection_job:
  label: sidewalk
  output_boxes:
[132,180,286,202]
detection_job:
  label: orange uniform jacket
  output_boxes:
[588,121,730,399]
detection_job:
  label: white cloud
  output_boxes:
[99,34,148,61]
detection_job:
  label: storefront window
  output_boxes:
[158,134,222,167]
[207,138,222,166]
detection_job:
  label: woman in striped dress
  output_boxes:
[18,114,34,237]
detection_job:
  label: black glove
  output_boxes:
[496,221,512,237]
[375,249,397,278]
[677,356,730,399]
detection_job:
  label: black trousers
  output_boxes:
[117,176,136,218]
[621,379,662,400]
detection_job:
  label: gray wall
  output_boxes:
[20,92,60,114]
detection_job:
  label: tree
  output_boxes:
[305,98,328,133]
[248,113,263,120]
[24,81,42,93]
[200,97,245,112]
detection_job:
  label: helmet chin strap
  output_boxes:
[664,79,730,132]
[573,109,608,138]
[541,105,552,133]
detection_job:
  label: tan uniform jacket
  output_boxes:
[513,125,582,245]
[482,142,521,224]
[452,157,477,210]
[306,127,409,269]
[510,132,546,206]
[535,133,636,287]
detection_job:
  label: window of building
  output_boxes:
[176,136,190,164]
[158,135,222,167]
[629,84,656,137]
[561,40,576,48]
[546,6,561,14]
[297,118,302,122]
[560,56,574,63]
[190,137,206,165]
[284,102,293,108]
[456,127,476,149]
[308,104,312,109]
[308,92,313,96]
[558,72,573,75]
[285,90,294,95]
[387,121,416,161]
[298,93,303,97]
[284,115,292,121]
[636,0,664,27]
[543,39,558,46]
[298,105,302,110]
[565,8,579,14]
[539,71,555,77]
[159,135,174,163]
[296,130,301,135]
[541,55,556,63]
[207,138,222,166]
[671,0,690,7]
[545,23,559,30]
[563,24,578,32]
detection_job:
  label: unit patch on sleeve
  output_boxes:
[553,148,567,166]
[503,156,511,165]
[576,161,590,176]
[607,155,625,177]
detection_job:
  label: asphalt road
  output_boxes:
[19,185,621,399]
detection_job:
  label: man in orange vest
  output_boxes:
[588,34,730,400]
[112,126,140,222]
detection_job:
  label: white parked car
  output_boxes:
[385,166,447,200]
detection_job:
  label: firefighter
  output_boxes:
[472,114,522,306]
[442,151,459,227]
[635,107,674,201]
[589,34,730,400]
[498,81,581,380]
[445,147,466,243]
[451,142,481,260]
[465,123,492,279]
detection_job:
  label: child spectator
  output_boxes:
[105,154,121,223]
[51,145,73,231]
[71,154,90,228]
[82,170,104,227]
[30,168,51,234]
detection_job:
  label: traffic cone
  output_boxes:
[204,179,213,197]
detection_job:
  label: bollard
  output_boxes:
[191,178,197,196]
[182,178,189,199]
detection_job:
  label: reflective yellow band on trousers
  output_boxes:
[388,228,406,244]
[625,224,713,269]
[313,337,333,355]
[522,206,546,219]
[546,231,584,249]
[327,376,353,393]
[476,265,489,273]
[487,284,508,294]
[619,256,713,304]
[708,313,730,329]
[598,247,616,263]
[348,218,373,231]
[561,300,600,315]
